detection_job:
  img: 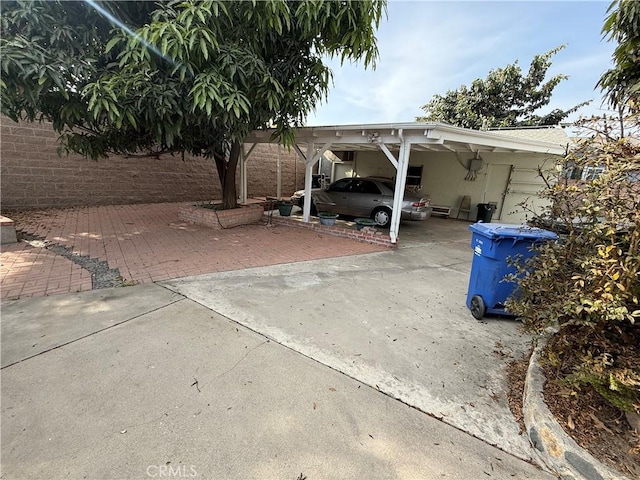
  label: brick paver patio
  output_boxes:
[1,203,385,300]
[0,242,92,299]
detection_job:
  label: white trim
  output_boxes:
[245,122,566,155]
[242,122,566,242]
[379,142,398,169]
[239,143,256,204]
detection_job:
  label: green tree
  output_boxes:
[598,0,640,116]
[1,0,385,209]
[416,46,589,130]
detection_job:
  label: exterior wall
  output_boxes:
[246,143,306,197]
[0,117,304,210]
[0,115,559,224]
[348,149,558,224]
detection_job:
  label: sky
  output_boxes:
[305,0,618,127]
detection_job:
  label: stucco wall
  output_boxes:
[348,149,558,224]
[0,116,305,210]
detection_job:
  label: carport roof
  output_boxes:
[244,122,569,155]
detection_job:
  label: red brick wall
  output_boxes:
[269,215,396,248]
[178,204,264,229]
[0,117,305,210]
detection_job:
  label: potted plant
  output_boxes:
[354,218,377,230]
[318,211,339,226]
[277,200,294,217]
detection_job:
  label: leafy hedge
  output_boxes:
[506,124,640,415]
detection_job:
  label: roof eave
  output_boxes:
[245,122,567,155]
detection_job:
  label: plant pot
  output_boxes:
[318,212,338,226]
[277,202,293,217]
[355,218,377,230]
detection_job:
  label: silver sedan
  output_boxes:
[291,177,432,228]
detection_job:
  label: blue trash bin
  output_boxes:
[466,223,557,320]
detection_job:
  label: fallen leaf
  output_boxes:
[588,412,613,434]
[567,415,575,430]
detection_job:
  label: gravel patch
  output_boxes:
[19,232,125,290]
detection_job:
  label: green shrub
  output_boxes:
[506,121,640,414]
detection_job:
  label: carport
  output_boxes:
[242,122,567,244]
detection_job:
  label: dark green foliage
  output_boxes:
[416,46,589,129]
[1,0,385,208]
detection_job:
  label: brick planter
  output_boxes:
[0,215,17,244]
[268,214,396,248]
[179,204,264,229]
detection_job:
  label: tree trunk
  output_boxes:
[213,141,240,210]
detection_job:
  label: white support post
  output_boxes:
[302,142,315,222]
[292,142,333,223]
[292,143,307,163]
[379,142,398,169]
[276,144,282,200]
[303,162,314,222]
[242,157,248,204]
[390,135,412,244]
[240,143,256,204]
[239,147,246,204]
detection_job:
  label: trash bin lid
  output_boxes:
[469,222,557,241]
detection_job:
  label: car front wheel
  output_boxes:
[372,208,392,228]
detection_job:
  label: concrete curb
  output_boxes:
[523,337,632,480]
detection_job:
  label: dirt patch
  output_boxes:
[506,350,640,478]
[542,361,640,479]
[506,353,530,435]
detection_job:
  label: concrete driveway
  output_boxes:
[162,222,537,461]
[1,218,552,479]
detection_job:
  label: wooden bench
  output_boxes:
[0,215,17,244]
[430,206,451,218]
